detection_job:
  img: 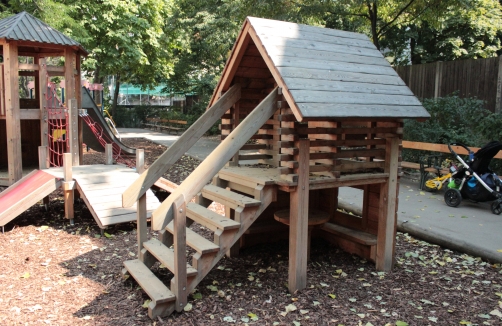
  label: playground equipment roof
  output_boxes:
[0,11,87,54]
[210,17,429,121]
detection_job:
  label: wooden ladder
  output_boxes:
[123,180,275,318]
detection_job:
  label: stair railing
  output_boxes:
[151,87,280,231]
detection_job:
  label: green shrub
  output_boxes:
[403,94,502,173]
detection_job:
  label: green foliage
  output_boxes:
[403,94,502,166]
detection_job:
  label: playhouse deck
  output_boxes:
[45,165,160,228]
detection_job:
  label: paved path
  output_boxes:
[118,128,502,263]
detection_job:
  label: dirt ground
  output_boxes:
[1,138,501,326]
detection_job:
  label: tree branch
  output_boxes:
[376,0,417,37]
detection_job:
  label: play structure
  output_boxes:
[121,17,430,318]
[0,12,160,230]
[0,13,430,319]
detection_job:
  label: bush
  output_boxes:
[403,94,502,173]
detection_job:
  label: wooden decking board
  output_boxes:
[47,165,161,227]
[143,238,198,277]
[202,184,261,209]
[186,202,240,231]
[166,221,220,255]
[123,259,176,304]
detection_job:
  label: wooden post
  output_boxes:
[105,144,113,165]
[172,195,187,312]
[39,145,50,209]
[376,137,399,271]
[67,99,79,165]
[136,149,145,174]
[39,58,48,148]
[4,41,22,184]
[495,56,502,113]
[288,138,309,293]
[137,193,148,256]
[229,102,240,166]
[64,49,76,102]
[63,153,75,225]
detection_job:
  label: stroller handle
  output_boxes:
[448,142,475,164]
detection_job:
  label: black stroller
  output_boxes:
[444,141,502,214]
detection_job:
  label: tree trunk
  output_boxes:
[112,74,121,118]
[368,2,380,50]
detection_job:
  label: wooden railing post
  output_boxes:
[172,195,187,312]
[136,148,147,257]
[38,146,49,170]
[63,153,75,225]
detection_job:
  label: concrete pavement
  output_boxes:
[118,128,502,263]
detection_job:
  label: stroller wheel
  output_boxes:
[490,201,502,215]
[444,188,462,207]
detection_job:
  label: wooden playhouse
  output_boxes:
[122,17,429,318]
[0,11,85,186]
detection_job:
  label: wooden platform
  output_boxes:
[46,165,161,228]
[218,166,389,190]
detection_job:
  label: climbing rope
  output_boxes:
[46,81,68,167]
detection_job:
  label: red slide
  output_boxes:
[0,170,61,228]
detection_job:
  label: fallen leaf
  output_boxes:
[223,316,235,322]
[490,309,502,317]
[192,292,202,300]
[20,272,30,279]
[142,300,151,308]
[247,312,258,321]
[328,294,336,299]
[104,232,112,238]
[300,309,309,315]
[183,303,192,312]
[395,321,409,326]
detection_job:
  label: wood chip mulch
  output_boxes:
[1,138,501,325]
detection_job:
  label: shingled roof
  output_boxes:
[211,17,429,120]
[0,11,87,54]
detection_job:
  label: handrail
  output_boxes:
[122,84,241,207]
[151,87,280,230]
[402,140,502,160]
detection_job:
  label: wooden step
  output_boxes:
[143,239,198,277]
[320,223,377,246]
[166,221,220,255]
[201,184,261,209]
[123,259,176,304]
[186,202,240,231]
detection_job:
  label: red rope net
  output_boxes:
[44,78,134,168]
[46,82,68,167]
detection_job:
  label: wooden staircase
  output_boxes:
[120,85,280,318]
[123,180,275,318]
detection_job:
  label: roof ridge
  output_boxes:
[3,11,26,39]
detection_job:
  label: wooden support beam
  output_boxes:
[122,84,241,208]
[4,41,22,184]
[151,87,279,231]
[38,146,49,169]
[376,137,399,271]
[64,49,76,103]
[288,139,310,293]
[67,99,79,165]
[39,59,48,148]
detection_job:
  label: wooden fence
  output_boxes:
[394,56,502,113]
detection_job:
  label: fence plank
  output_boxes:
[396,57,499,112]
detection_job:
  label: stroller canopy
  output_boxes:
[471,141,502,174]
